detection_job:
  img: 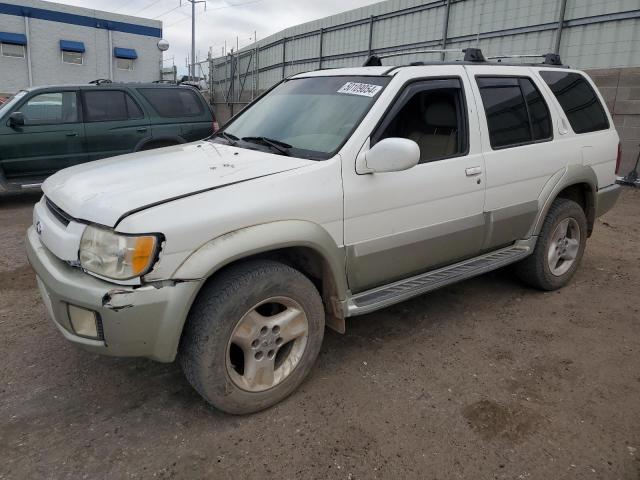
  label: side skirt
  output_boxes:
[344,238,536,317]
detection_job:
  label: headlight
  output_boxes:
[79,225,159,280]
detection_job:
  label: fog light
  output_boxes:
[67,304,100,339]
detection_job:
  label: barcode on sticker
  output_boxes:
[337,82,383,97]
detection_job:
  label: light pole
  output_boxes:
[181,0,206,81]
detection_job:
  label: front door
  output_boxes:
[0,90,86,179]
[343,74,486,293]
[81,89,151,160]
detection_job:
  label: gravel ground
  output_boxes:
[1,188,639,480]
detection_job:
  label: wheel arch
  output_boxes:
[531,165,598,238]
[173,220,348,331]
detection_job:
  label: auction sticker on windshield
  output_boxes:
[337,82,383,97]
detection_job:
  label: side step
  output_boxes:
[346,241,535,317]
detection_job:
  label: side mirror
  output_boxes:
[357,137,420,174]
[8,111,24,127]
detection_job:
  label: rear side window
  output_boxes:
[477,77,552,149]
[83,90,144,122]
[138,88,204,117]
[539,71,609,134]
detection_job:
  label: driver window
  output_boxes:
[376,82,467,164]
[20,91,78,125]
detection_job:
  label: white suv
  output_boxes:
[27,50,621,413]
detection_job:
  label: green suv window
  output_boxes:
[83,90,144,122]
[138,88,204,117]
[21,92,78,125]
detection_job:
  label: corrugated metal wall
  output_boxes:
[208,0,639,116]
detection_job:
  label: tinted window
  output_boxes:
[126,95,144,119]
[540,71,609,134]
[139,88,205,117]
[20,91,78,125]
[520,78,552,140]
[376,81,467,163]
[477,77,530,148]
[84,91,143,122]
[477,77,552,149]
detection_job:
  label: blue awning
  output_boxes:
[59,40,85,53]
[114,47,137,59]
[0,32,27,45]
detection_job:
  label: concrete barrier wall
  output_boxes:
[588,67,640,175]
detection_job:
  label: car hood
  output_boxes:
[43,141,315,227]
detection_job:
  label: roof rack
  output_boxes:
[88,79,113,85]
[363,48,564,67]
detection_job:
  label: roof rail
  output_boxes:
[363,48,564,67]
[88,79,113,85]
[363,48,486,66]
[487,52,563,66]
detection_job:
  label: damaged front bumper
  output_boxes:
[26,226,203,362]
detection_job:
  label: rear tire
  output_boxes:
[516,198,587,291]
[180,260,325,414]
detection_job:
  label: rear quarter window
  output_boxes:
[539,71,610,134]
[138,88,205,118]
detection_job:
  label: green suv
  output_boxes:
[0,82,217,191]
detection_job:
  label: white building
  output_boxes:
[0,0,165,95]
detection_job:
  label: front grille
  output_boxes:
[45,197,72,227]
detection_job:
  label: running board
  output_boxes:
[346,241,535,317]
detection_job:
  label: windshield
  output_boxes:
[0,90,27,116]
[215,76,390,159]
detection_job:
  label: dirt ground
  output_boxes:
[1,188,639,480]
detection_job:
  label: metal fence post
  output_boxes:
[282,37,287,78]
[554,0,568,54]
[318,28,324,69]
[441,0,451,61]
[368,15,374,56]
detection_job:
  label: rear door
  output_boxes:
[0,89,86,178]
[466,67,561,250]
[81,88,151,160]
[136,87,213,142]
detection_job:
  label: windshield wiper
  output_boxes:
[242,136,292,156]
[213,130,239,145]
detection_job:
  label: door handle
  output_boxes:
[465,166,482,176]
[136,127,148,133]
[65,132,78,137]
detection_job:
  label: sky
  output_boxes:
[53,0,381,73]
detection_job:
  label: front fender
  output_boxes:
[173,220,348,298]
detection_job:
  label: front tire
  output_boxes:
[516,198,587,291]
[180,260,325,414]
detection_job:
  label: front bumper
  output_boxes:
[26,226,202,362]
[595,184,622,218]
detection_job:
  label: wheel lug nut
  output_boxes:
[267,350,275,359]
[276,337,283,346]
[251,339,259,348]
[272,325,280,334]
[260,326,268,335]
[255,351,264,360]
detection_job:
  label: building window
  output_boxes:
[116,57,135,71]
[1,42,25,58]
[62,50,83,65]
